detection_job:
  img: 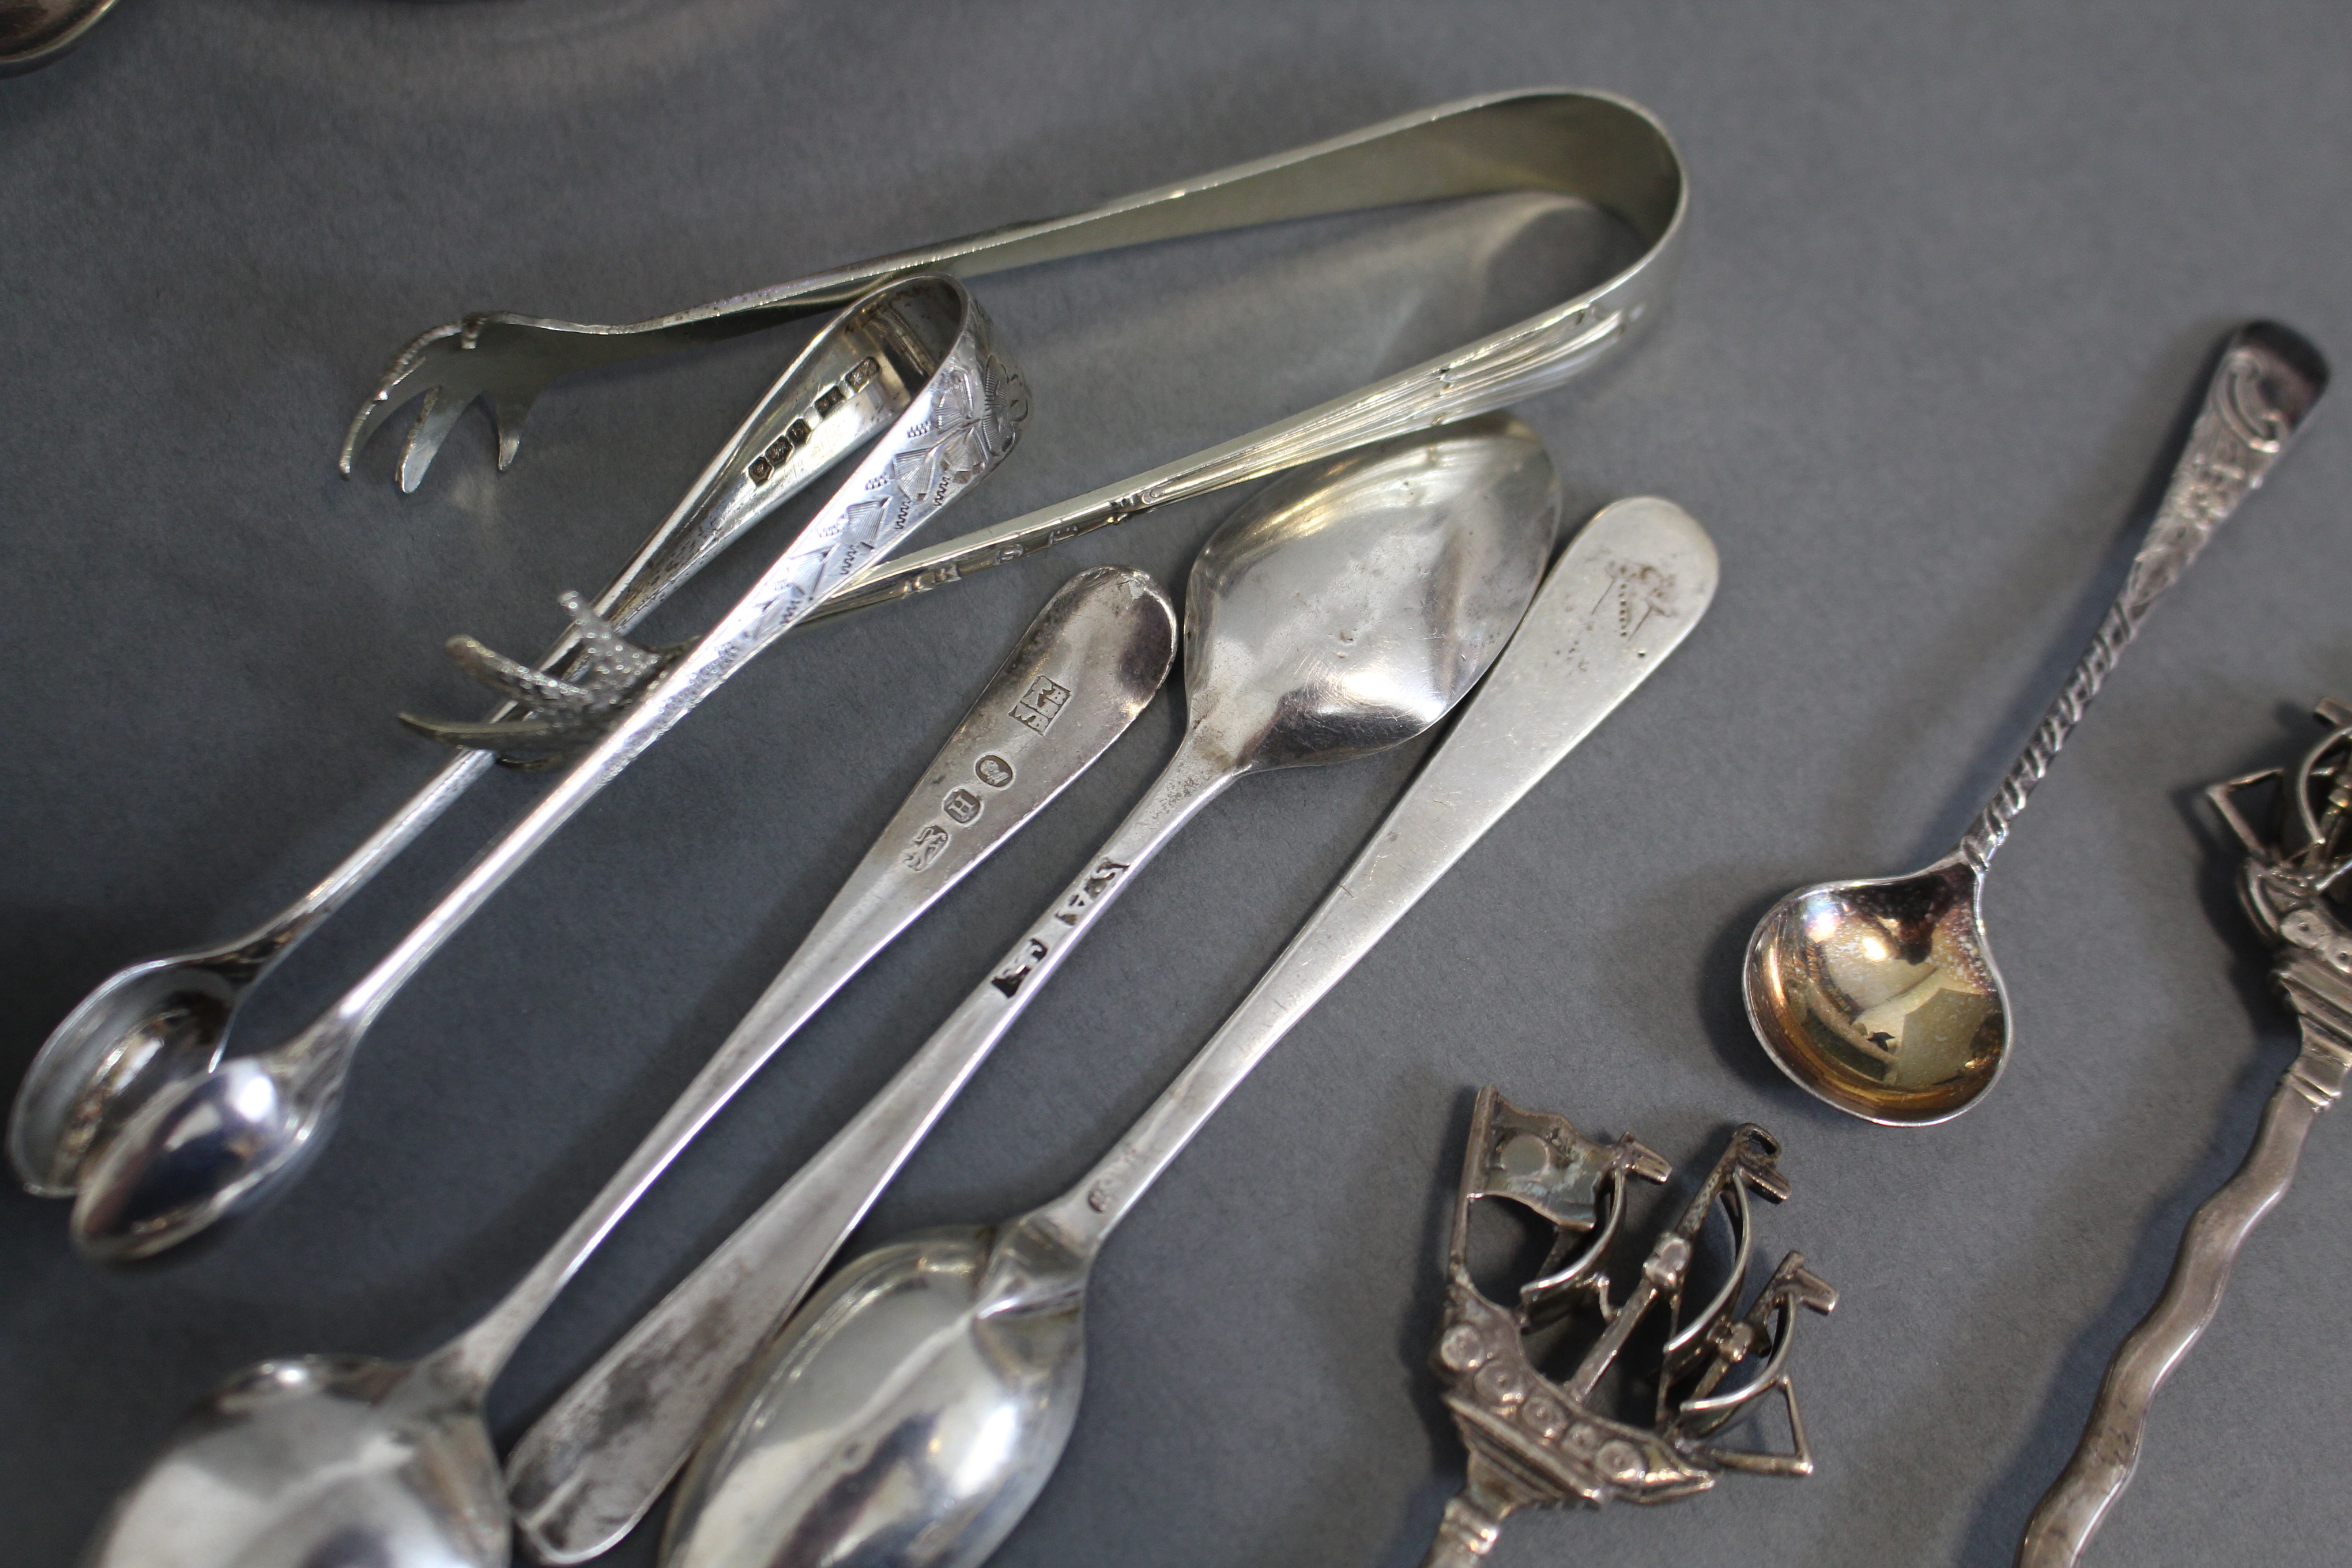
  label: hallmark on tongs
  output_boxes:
[1421,1088,1836,1566]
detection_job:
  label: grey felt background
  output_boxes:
[5,2,2351,1565]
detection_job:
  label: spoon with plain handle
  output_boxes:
[1744,321,2328,1126]
[67,277,1024,1262]
[503,412,1558,1565]
[659,493,1718,1568]
[9,280,940,1201]
[74,561,1172,1568]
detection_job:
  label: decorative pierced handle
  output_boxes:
[1958,322,2325,872]
[2016,1013,2349,1567]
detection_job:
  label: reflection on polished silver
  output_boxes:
[342,93,1688,577]
[64,278,1025,1262]
[6,278,972,1203]
[1744,321,2329,1125]
[507,415,1559,1566]
[1422,1089,1836,1567]
[73,564,1169,1568]
[652,495,1718,1568]
[0,0,118,75]
[2017,699,2352,1568]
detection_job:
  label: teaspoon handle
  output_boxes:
[1957,322,2326,872]
[425,567,1173,1395]
[1030,495,1720,1258]
[2016,1026,2345,1567]
[504,731,1237,1565]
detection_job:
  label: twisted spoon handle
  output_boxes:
[1958,323,2326,872]
[2016,1006,2351,1567]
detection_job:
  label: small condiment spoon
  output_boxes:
[73,561,1172,1568]
[502,413,1558,1565]
[66,278,1024,1260]
[1744,321,2327,1126]
[655,493,1720,1568]
[9,280,940,1201]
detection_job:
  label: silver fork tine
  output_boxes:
[489,391,533,471]
[338,319,470,477]
[397,387,470,493]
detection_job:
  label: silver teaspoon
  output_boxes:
[1745,321,2327,1126]
[661,494,1720,1568]
[10,279,936,1200]
[504,412,1558,1565]
[68,277,1024,1261]
[75,562,1171,1568]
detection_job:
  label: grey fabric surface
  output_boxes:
[6,3,2352,1565]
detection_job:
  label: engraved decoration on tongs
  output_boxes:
[2017,700,2352,1568]
[1423,1088,1837,1567]
[402,345,1027,764]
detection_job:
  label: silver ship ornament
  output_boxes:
[1422,1087,1837,1566]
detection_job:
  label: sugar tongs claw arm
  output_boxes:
[2018,700,2352,1567]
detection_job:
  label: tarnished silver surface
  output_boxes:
[1744,321,2329,1124]
[73,562,1166,1568]
[0,0,117,75]
[63,278,1025,1262]
[2016,700,2352,1568]
[342,91,1684,501]
[506,416,1558,1565]
[1420,1090,1835,1567]
[7,278,960,1201]
[651,494,1716,1568]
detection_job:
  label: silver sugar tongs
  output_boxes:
[52,278,1027,1261]
[7,277,989,1204]
[344,87,1688,504]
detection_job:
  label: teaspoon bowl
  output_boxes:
[1742,857,2007,1125]
[665,1227,1083,1568]
[8,956,242,1197]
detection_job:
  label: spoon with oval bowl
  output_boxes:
[655,492,1720,1568]
[72,561,1176,1568]
[1744,321,2328,1126]
[9,280,943,1204]
[501,412,1558,1565]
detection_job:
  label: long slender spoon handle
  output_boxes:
[504,725,1239,1563]
[217,299,921,966]
[2016,1011,2351,1567]
[68,280,1022,1260]
[1026,495,1719,1259]
[1957,323,2327,872]
[419,565,1174,1396]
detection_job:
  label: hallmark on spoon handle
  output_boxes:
[1958,321,2327,872]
